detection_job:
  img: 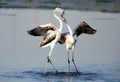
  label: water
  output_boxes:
[0,65,120,82]
[0,8,120,82]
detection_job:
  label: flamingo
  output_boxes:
[58,15,96,74]
[27,7,65,75]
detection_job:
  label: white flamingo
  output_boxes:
[27,7,65,74]
[58,15,96,74]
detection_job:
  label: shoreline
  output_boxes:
[0,0,120,13]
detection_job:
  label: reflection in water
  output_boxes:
[0,69,98,82]
[0,66,119,82]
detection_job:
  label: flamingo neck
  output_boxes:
[66,23,73,36]
[63,18,73,36]
[54,12,63,33]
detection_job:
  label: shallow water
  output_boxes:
[0,65,120,82]
[0,9,120,82]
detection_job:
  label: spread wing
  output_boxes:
[40,32,56,47]
[73,22,83,37]
[73,21,96,37]
[27,23,58,36]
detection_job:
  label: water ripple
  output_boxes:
[0,69,102,82]
[0,66,120,82]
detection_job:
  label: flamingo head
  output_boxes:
[54,7,65,16]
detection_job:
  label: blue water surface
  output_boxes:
[0,65,120,82]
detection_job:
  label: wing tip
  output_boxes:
[27,30,36,36]
[27,30,31,35]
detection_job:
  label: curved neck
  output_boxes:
[65,21,73,36]
[54,12,63,32]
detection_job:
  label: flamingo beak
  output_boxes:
[61,10,67,23]
[61,9,65,17]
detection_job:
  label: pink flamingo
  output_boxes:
[28,7,65,74]
[58,15,96,74]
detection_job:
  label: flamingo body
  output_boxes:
[27,7,65,74]
[58,20,96,74]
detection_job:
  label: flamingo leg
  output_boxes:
[44,45,59,75]
[72,46,80,74]
[67,50,70,73]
